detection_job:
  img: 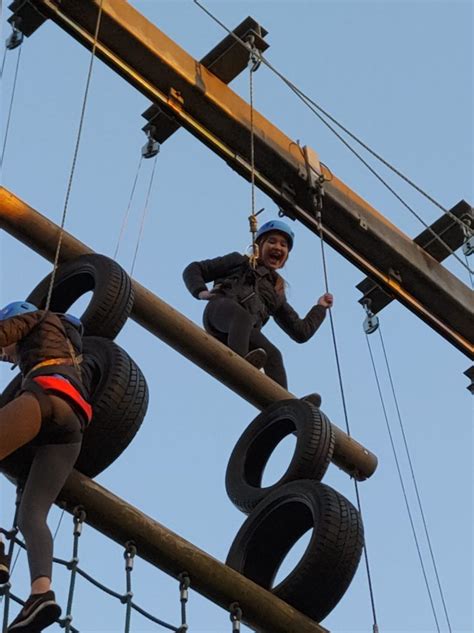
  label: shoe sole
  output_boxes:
[8,602,61,632]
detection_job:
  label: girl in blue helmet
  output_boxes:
[183,220,333,390]
[0,301,91,633]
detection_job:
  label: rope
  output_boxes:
[129,152,159,277]
[365,333,442,632]
[44,0,104,311]
[377,327,453,631]
[247,38,261,269]
[113,154,144,260]
[314,202,379,627]
[0,46,22,178]
[192,1,473,271]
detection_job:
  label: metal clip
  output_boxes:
[245,34,261,72]
[124,541,137,571]
[230,602,242,632]
[362,299,379,334]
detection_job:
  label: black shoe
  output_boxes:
[0,542,10,585]
[8,590,61,632]
[301,392,322,408]
[244,348,267,370]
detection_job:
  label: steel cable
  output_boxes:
[0,46,22,178]
[129,152,158,277]
[192,0,473,275]
[365,333,442,632]
[114,154,144,260]
[377,327,453,632]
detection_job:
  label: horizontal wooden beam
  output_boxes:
[0,186,378,482]
[8,0,473,359]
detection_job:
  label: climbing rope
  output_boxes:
[0,42,22,177]
[1,506,188,632]
[246,35,262,269]
[311,183,379,630]
[44,0,104,312]
[376,326,453,631]
[129,151,159,277]
[364,331,443,632]
[192,0,473,275]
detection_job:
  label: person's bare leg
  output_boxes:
[31,576,51,593]
[0,393,41,460]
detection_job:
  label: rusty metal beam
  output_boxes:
[7,0,473,359]
[0,186,377,481]
[357,199,473,313]
[142,16,269,143]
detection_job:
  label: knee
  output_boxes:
[265,342,284,365]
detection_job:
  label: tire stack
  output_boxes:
[0,254,149,482]
[225,399,364,625]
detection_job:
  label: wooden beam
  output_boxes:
[8,0,473,358]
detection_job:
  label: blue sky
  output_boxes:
[1,1,472,632]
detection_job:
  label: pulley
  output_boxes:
[6,27,23,51]
[362,299,379,334]
[142,126,160,159]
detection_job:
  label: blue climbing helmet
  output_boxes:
[0,301,38,321]
[256,220,295,251]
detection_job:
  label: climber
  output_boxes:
[0,301,92,633]
[182,219,333,402]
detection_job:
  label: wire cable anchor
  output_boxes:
[362,298,379,334]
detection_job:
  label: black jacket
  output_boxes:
[183,252,326,342]
[0,310,85,395]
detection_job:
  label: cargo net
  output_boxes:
[0,505,242,633]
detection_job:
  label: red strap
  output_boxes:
[33,376,93,424]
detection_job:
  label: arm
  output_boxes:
[273,300,328,343]
[182,252,247,299]
[0,310,44,348]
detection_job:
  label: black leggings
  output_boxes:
[204,297,288,388]
[16,396,82,582]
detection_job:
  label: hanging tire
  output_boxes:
[76,336,148,478]
[226,480,364,625]
[225,399,335,514]
[26,254,134,339]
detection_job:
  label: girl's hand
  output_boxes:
[198,290,215,300]
[317,292,334,308]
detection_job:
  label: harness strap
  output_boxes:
[32,375,92,424]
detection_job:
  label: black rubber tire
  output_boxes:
[225,399,335,513]
[76,336,149,478]
[26,254,134,339]
[226,480,364,625]
[0,337,148,482]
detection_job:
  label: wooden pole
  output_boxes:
[0,185,377,480]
